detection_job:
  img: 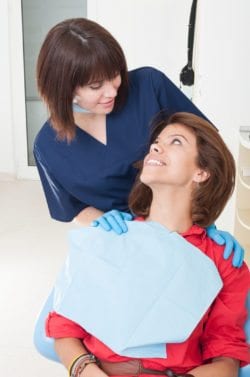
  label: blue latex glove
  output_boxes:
[206,224,244,268]
[91,210,133,235]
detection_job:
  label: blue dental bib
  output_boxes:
[53,221,222,358]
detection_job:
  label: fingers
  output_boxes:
[105,211,126,234]
[210,232,225,246]
[207,226,244,268]
[222,235,234,259]
[91,210,133,235]
[121,212,133,221]
[206,225,225,246]
[97,216,113,232]
[219,232,244,268]
[231,242,244,268]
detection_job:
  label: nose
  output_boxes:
[103,81,118,98]
[150,143,163,153]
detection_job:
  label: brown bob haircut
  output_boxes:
[129,112,236,228]
[37,18,128,141]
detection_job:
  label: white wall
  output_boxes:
[194,0,249,154]
[193,0,250,230]
[0,0,15,177]
[89,0,193,82]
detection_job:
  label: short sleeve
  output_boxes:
[150,68,208,120]
[201,261,250,366]
[34,146,87,222]
[46,311,89,339]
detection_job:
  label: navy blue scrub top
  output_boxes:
[34,67,206,222]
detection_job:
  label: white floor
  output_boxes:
[0,179,75,376]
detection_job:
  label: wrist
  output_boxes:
[79,362,100,377]
[69,353,97,377]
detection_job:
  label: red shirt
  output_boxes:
[46,224,250,374]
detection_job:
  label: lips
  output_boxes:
[100,99,114,106]
[144,156,166,166]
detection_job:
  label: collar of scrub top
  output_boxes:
[53,221,223,358]
[72,103,92,113]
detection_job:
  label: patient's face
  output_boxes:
[141,123,201,189]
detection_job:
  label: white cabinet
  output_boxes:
[234,127,250,264]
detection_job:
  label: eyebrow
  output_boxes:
[157,134,190,143]
[88,80,104,85]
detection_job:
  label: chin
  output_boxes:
[99,108,114,115]
[140,173,154,186]
[106,105,115,113]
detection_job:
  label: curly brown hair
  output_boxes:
[129,112,235,227]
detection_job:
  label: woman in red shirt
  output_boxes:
[46,112,249,377]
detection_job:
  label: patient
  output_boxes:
[45,112,249,377]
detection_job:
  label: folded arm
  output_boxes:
[55,338,108,377]
[188,356,239,377]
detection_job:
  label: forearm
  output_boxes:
[189,357,239,377]
[55,338,108,377]
[54,337,88,369]
[74,206,104,226]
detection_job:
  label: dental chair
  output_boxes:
[33,289,59,362]
[239,292,250,377]
[34,290,250,375]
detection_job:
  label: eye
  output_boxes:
[89,81,103,90]
[171,138,182,145]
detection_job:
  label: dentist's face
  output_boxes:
[73,74,121,114]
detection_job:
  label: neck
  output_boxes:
[146,186,193,233]
[74,112,105,129]
[73,113,107,145]
[74,111,103,121]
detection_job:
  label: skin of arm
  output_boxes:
[188,357,239,377]
[54,338,108,377]
[74,206,104,226]
[55,339,239,377]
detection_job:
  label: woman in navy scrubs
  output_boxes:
[34,18,243,266]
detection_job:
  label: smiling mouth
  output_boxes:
[100,99,114,105]
[145,159,166,166]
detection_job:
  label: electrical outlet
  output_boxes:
[239,126,250,147]
[240,126,250,132]
[241,167,250,177]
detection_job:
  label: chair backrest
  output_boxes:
[34,290,250,371]
[33,289,59,362]
[238,292,250,377]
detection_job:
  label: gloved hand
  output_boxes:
[206,224,244,268]
[91,210,133,235]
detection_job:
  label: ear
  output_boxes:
[193,168,210,183]
[73,95,81,104]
